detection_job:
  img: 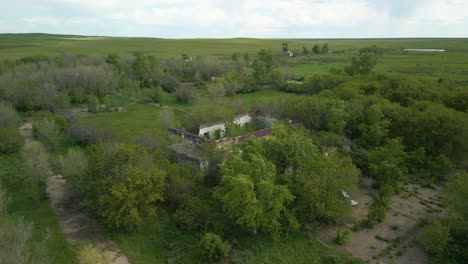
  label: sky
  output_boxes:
[0,0,467,38]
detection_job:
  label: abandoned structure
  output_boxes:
[198,113,252,139]
[168,114,301,172]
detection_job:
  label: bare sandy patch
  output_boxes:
[319,183,443,264]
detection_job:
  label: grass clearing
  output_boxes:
[82,89,299,141]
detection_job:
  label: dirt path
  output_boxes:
[19,121,130,264]
[319,183,443,264]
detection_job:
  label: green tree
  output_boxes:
[344,53,377,75]
[294,153,360,223]
[321,43,329,54]
[358,104,390,147]
[252,49,279,84]
[282,42,289,52]
[231,51,241,62]
[199,233,231,263]
[83,144,166,229]
[312,44,320,54]
[302,46,310,56]
[214,153,294,236]
[105,54,127,75]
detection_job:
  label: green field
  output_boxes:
[2,34,468,81]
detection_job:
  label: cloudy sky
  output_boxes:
[1,0,467,38]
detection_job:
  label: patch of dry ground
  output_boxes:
[320,182,443,264]
[20,121,130,264]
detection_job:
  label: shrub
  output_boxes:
[78,243,112,264]
[419,220,450,255]
[199,233,231,263]
[175,85,195,103]
[21,141,50,201]
[58,148,88,181]
[0,216,33,264]
[0,128,23,154]
[0,102,19,128]
[86,94,100,113]
[0,214,49,264]
[335,229,351,245]
[0,184,9,215]
[67,120,114,145]
[33,119,62,151]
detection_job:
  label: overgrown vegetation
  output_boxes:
[0,37,467,263]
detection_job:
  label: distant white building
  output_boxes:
[286,50,294,57]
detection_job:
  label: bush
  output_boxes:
[0,184,9,215]
[0,214,50,264]
[0,102,19,128]
[175,85,195,103]
[58,148,88,181]
[335,229,351,245]
[419,220,450,255]
[83,144,166,230]
[67,120,114,145]
[78,243,112,264]
[0,128,23,154]
[33,119,62,151]
[199,233,231,263]
[21,141,50,201]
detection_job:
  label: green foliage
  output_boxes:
[0,215,48,264]
[33,118,62,151]
[83,144,166,230]
[215,152,294,236]
[183,104,235,133]
[0,128,23,154]
[0,183,8,215]
[312,44,320,54]
[105,53,127,75]
[294,152,360,223]
[57,148,88,181]
[321,43,329,54]
[20,142,50,201]
[335,229,351,245]
[344,54,377,76]
[78,243,113,264]
[0,102,19,128]
[173,194,217,232]
[199,233,231,263]
[419,219,450,255]
[0,154,76,263]
[252,49,280,84]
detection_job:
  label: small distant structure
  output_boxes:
[198,114,252,140]
[285,50,294,57]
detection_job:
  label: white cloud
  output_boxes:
[2,0,468,37]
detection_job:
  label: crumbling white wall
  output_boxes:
[198,123,225,139]
[234,114,252,126]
